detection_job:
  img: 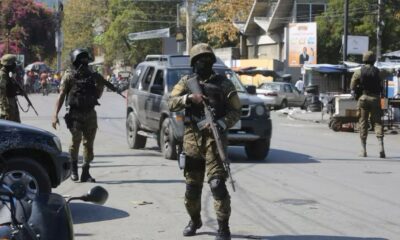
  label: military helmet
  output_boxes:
[189,43,216,67]
[362,51,376,63]
[0,54,17,66]
[70,48,94,64]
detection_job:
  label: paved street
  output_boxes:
[20,92,400,240]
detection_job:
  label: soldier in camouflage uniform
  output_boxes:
[168,43,241,240]
[0,54,21,123]
[52,48,105,182]
[350,51,385,158]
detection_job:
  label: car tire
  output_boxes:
[280,99,288,109]
[245,139,270,161]
[331,119,342,132]
[3,157,51,201]
[126,112,146,149]
[160,118,178,160]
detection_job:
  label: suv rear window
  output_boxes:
[167,68,246,92]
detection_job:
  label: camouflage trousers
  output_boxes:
[183,127,231,222]
[358,94,383,140]
[0,97,20,123]
[68,109,98,165]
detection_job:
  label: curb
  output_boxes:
[288,112,328,124]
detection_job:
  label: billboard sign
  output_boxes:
[345,35,369,55]
[128,28,170,41]
[288,22,317,67]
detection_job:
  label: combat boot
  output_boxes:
[80,164,96,182]
[215,220,231,240]
[378,138,385,158]
[70,161,79,182]
[359,138,367,157]
[183,218,202,237]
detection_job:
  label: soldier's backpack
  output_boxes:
[68,72,99,111]
[360,65,381,96]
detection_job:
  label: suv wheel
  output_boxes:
[245,139,270,161]
[3,157,51,201]
[160,118,178,160]
[127,112,146,149]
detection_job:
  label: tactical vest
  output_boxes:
[6,76,18,98]
[360,66,382,95]
[187,74,227,121]
[68,72,99,111]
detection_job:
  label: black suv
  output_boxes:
[126,55,272,160]
[0,120,70,200]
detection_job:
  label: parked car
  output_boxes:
[256,82,306,109]
[126,55,272,160]
[0,120,70,201]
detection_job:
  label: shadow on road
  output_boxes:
[94,152,161,158]
[96,179,185,185]
[197,232,387,240]
[229,147,318,164]
[70,203,129,224]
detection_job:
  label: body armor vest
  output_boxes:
[68,71,99,111]
[6,77,18,98]
[187,75,227,121]
[360,66,382,95]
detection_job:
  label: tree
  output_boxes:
[197,0,253,48]
[62,0,108,65]
[0,0,56,64]
[316,0,400,63]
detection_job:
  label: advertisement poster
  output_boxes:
[288,22,317,67]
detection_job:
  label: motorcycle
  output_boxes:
[0,157,109,240]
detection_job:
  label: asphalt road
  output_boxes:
[20,92,400,240]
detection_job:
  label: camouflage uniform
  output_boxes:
[169,73,241,225]
[61,69,105,168]
[0,54,20,123]
[350,51,385,158]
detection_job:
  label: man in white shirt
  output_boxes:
[295,77,304,93]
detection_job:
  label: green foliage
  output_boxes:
[0,0,56,64]
[317,0,400,63]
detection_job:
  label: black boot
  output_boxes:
[215,220,231,240]
[70,161,79,181]
[359,138,367,157]
[183,218,202,237]
[378,137,385,158]
[80,164,96,183]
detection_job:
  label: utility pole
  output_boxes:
[186,0,193,54]
[343,0,349,62]
[377,0,382,60]
[55,0,63,72]
[177,3,183,54]
[342,0,349,92]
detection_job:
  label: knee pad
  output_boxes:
[185,184,202,200]
[209,178,228,200]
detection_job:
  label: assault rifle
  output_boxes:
[187,76,236,192]
[74,65,126,99]
[11,77,39,116]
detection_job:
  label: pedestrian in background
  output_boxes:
[350,51,385,158]
[0,54,21,123]
[295,77,304,93]
[168,43,241,240]
[52,48,105,182]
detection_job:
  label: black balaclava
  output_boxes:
[4,62,17,73]
[73,53,90,70]
[193,54,214,80]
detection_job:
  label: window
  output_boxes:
[130,66,144,89]
[296,3,326,22]
[284,84,293,93]
[153,70,164,86]
[141,67,154,91]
